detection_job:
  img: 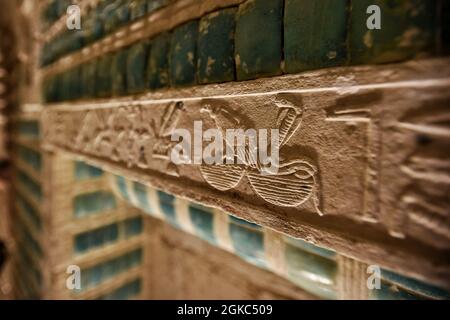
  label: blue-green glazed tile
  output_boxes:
[284,0,349,73]
[157,191,178,225]
[350,0,438,65]
[284,236,336,260]
[197,8,237,84]
[112,49,129,96]
[147,32,171,89]
[228,215,261,230]
[130,0,148,20]
[169,20,199,87]
[235,0,283,80]
[285,242,337,299]
[127,41,150,94]
[73,191,116,217]
[116,176,130,200]
[147,0,169,13]
[18,121,40,139]
[18,146,42,171]
[229,223,265,266]
[17,170,42,201]
[379,269,450,299]
[96,54,113,97]
[443,1,450,53]
[17,195,41,230]
[82,60,97,98]
[90,265,103,286]
[371,280,424,300]
[124,216,143,237]
[75,234,89,253]
[118,0,132,26]
[103,1,123,34]
[189,205,215,243]
[74,161,103,180]
[133,182,152,213]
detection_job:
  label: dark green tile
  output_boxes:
[442,1,450,53]
[285,0,349,73]
[127,41,150,94]
[147,0,170,13]
[103,1,124,34]
[169,20,199,87]
[235,0,282,80]
[130,0,148,20]
[147,32,171,89]
[197,8,237,84]
[112,49,129,96]
[82,60,97,98]
[350,0,438,65]
[96,54,113,97]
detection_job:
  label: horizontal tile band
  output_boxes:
[41,0,246,76]
[108,172,450,299]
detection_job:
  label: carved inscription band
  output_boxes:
[42,64,450,288]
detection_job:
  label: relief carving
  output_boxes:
[200,93,322,215]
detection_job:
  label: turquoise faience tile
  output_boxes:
[228,215,261,230]
[18,146,42,171]
[284,236,336,260]
[284,0,349,73]
[127,41,150,94]
[17,195,42,231]
[443,1,450,53]
[73,191,116,217]
[147,0,169,14]
[112,49,129,96]
[229,222,265,267]
[17,121,40,139]
[116,175,130,201]
[74,233,89,253]
[285,242,337,299]
[147,32,171,89]
[133,181,152,213]
[96,54,113,97]
[98,278,142,300]
[124,216,143,237]
[103,1,124,34]
[372,280,425,300]
[74,223,119,254]
[378,269,450,299]
[82,60,97,98]
[80,248,142,291]
[112,0,131,30]
[17,170,42,201]
[188,205,216,244]
[169,20,199,87]
[130,0,148,20]
[350,0,438,65]
[157,190,178,226]
[235,0,283,80]
[197,8,237,84]
[74,161,103,180]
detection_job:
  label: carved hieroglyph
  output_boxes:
[42,59,450,287]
